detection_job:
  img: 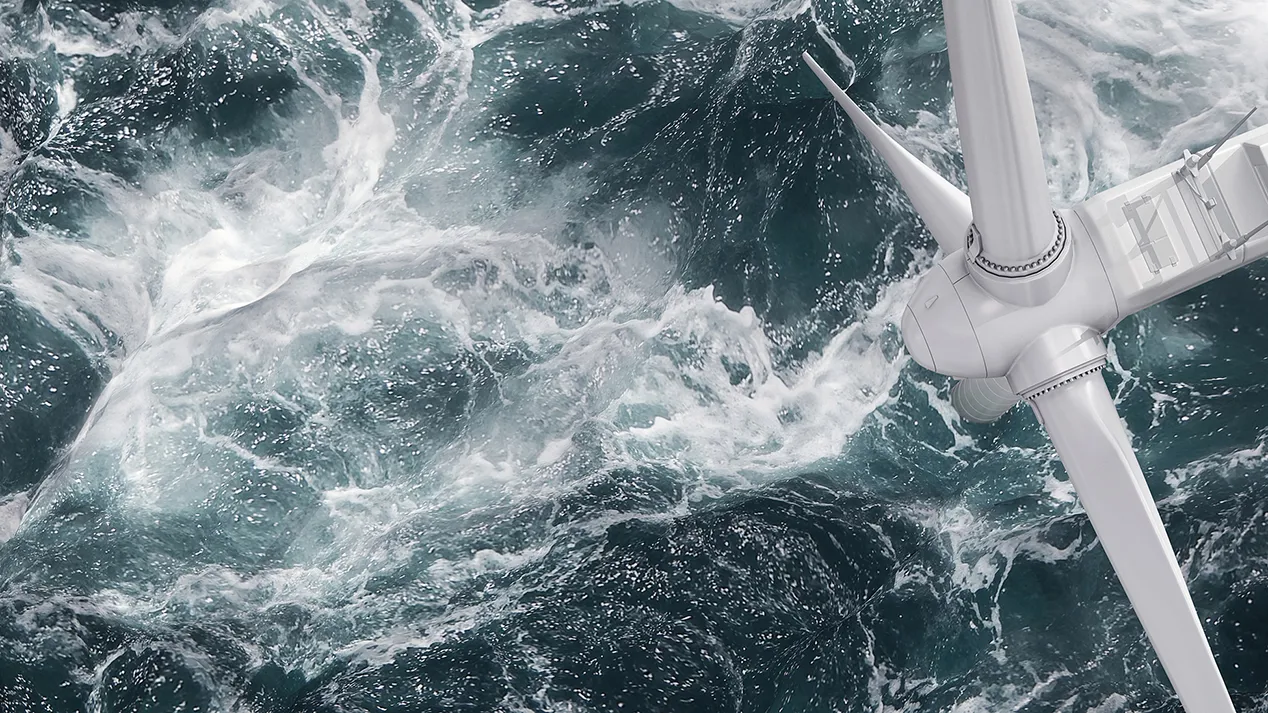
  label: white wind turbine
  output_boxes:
[804,2,1268,710]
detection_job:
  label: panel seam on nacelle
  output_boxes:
[940,264,990,377]
[904,307,937,373]
[1071,209,1122,328]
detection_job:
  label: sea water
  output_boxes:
[2,0,1268,710]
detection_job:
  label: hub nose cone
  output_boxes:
[902,263,990,378]
[901,306,936,371]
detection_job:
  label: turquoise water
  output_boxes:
[2,0,1268,710]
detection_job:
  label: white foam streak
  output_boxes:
[0,490,31,545]
[616,276,916,475]
[1017,0,1268,201]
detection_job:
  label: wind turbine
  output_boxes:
[804,1,1268,710]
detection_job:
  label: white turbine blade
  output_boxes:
[1074,120,1268,318]
[802,52,972,254]
[1031,372,1235,713]
[943,0,1055,264]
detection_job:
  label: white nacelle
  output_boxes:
[903,122,1268,395]
[1078,124,1268,315]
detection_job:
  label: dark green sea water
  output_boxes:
[2,0,1268,710]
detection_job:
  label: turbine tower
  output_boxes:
[805,1,1268,710]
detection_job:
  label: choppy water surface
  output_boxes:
[2,0,1268,710]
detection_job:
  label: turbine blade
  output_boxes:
[1031,372,1235,713]
[943,0,1055,264]
[802,52,971,254]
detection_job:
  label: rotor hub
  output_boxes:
[899,208,1119,381]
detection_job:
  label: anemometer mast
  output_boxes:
[805,0,1268,710]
